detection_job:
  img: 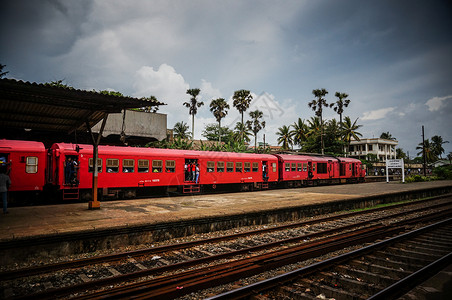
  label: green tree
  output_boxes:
[233,122,252,143]
[276,125,293,150]
[291,118,309,148]
[246,110,266,152]
[416,140,437,164]
[183,88,203,140]
[396,148,407,160]
[308,88,329,154]
[330,92,350,125]
[202,124,234,144]
[447,152,452,164]
[380,132,396,140]
[341,116,363,154]
[0,64,9,78]
[232,90,253,142]
[209,98,230,143]
[324,119,345,154]
[173,121,191,139]
[431,135,449,159]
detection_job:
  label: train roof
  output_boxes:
[274,154,337,162]
[52,143,278,160]
[0,139,46,152]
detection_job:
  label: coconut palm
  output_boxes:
[341,116,363,154]
[173,121,191,139]
[416,140,437,163]
[291,118,309,148]
[246,110,266,152]
[380,132,396,140]
[232,90,253,142]
[183,88,203,140]
[277,125,293,150]
[330,92,350,125]
[233,122,252,143]
[308,88,329,154]
[209,98,230,143]
[431,135,449,159]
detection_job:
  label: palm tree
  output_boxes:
[291,118,309,148]
[308,88,329,154]
[341,116,363,155]
[209,98,230,143]
[246,110,266,152]
[0,64,8,78]
[431,135,449,159]
[330,92,350,125]
[380,132,396,140]
[232,90,253,142]
[416,140,437,163]
[173,121,191,139]
[447,152,452,164]
[233,122,252,143]
[277,125,293,150]
[183,88,203,140]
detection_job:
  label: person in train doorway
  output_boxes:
[262,163,267,181]
[191,162,196,182]
[195,163,200,184]
[184,161,189,181]
[0,166,11,214]
[64,157,74,185]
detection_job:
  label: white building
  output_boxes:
[346,138,398,161]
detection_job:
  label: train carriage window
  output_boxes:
[166,160,175,173]
[26,157,38,173]
[349,164,352,171]
[138,159,149,173]
[236,162,242,172]
[313,163,316,171]
[285,163,290,172]
[272,163,277,172]
[297,163,302,172]
[303,163,307,172]
[252,162,259,172]
[317,163,327,174]
[291,163,296,172]
[244,162,251,172]
[123,159,135,173]
[217,161,224,172]
[106,159,119,173]
[89,158,102,173]
[152,160,163,173]
[207,161,215,172]
[226,162,234,172]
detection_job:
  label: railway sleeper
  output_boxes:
[318,270,385,295]
[396,241,451,255]
[358,256,421,273]
[417,233,452,244]
[413,236,452,247]
[334,265,397,286]
[277,285,312,300]
[383,247,445,262]
[372,251,432,269]
[299,278,367,300]
[348,259,411,279]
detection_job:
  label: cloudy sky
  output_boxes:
[1,0,451,157]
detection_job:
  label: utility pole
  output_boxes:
[422,125,427,176]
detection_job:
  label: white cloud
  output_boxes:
[361,107,396,120]
[425,95,452,112]
[200,79,222,102]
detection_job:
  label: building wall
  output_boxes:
[92,110,167,141]
[347,138,398,161]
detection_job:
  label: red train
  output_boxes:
[0,139,365,202]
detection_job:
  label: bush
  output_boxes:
[433,165,452,180]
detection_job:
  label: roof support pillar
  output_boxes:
[86,115,108,210]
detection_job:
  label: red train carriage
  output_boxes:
[0,140,46,194]
[48,143,279,200]
[337,157,366,183]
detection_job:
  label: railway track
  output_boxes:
[1,195,451,299]
[209,218,452,300]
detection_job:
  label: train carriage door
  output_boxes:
[0,153,10,175]
[64,155,80,186]
[328,160,333,178]
[352,163,356,177]
[184,158,199,183]
[307,160,313,179]
[262,161,268,181]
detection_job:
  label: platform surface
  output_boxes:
[0,180,451,241]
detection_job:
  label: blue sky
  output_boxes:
[1,0,451,158]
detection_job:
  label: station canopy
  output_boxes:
[0,78,164,134]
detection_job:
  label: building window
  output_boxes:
[244,162,251,172]
[226,162,234,172]
[236,162,242,172]
[26,157,38,174]
[89,158,102,173]
[368,145,373,151]
[166,160,175,173]
[138,159,149,173]
[207,161,215,172]
[106,159,119,173]
[217,161,224,172]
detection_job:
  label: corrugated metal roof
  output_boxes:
[0,78,165,133]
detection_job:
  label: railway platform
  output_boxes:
[1,180,451,242]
